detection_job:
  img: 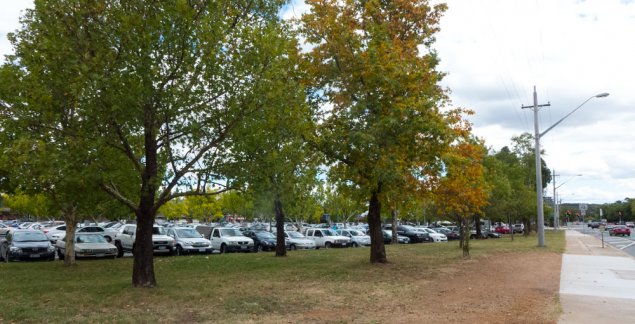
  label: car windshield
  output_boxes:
[350,230,364,236]
[176,228,202,238]
[76,234,107,244]
[256,231,275,239]
[323,230,337,236]
[220,228,244,237]
[152,226,167,235]
[13,232,48,242]
[287,231,304,238]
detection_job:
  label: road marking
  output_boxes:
[620,242,635,250]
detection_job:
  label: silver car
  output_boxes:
[167,227,212,255]
[55,233,118,260]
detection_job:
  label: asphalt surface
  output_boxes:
[559,228,635,324]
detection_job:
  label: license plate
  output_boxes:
[198,248,206,252]
[29,254,40,258]
[240,246,247,249]
[158,246,166,250]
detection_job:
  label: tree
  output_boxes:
[300,0,454,263]
[224,25,320,257]
[4,0,288,287]
[434,136,489,258]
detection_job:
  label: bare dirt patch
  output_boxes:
[254,251,562,323]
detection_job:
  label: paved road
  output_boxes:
[573,226,635,257]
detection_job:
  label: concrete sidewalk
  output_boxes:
[559,230,635,323]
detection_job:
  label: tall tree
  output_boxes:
[225,25,320,257]
[300,0,454,263]
[3,0,287,287]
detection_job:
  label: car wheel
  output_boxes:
[175,245,183,256]
[325,242,332,249]
[290,244,297,250]
[352,242,359,248]
[57,248,64,260]
[256,244,263,252]
[220,243,227,254]
[104,236,112,243]
[115,242,124,258]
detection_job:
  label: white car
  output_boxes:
[44,224,67,243]
[115,224,175,257]
[209,227,254,253]
[416,227,448,242]
[167,227,212,255]
[303,228,350,249]
[283,231,316,250]
[336,229,371,247]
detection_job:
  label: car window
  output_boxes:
[13,231,48,242]
[152,227,167,235]
[176,228,202,238]
[287,231,303,238]
[76,234,107,243]
[213,230,220,238]
[220,228,243,237]
[256,231,275,239]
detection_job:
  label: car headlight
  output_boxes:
[10,246,21,252]
[48,246,55,252]
[183,241,193,246]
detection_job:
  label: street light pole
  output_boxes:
[552,172,582,230]
[523,87,609,247]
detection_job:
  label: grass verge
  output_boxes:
[0,230,564,323]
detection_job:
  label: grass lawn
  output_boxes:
[0,230,564,323]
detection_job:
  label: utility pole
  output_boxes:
[552,169,559,230]
[522,86,550,247]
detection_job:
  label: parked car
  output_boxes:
[166,227,213,255]
[209,227,254,253]
[435,227,460,240]
[625,222,634,228]
[44,224,67,243]
[283,231,316,250]
[114,224,175,257]
[336,229,371,247]
[416,227,448,242]
[381,230,410,244]
[609,225,631,237]
[304,228,350,249]
[55,233,118,260]
[243,230,277,252]
[587,222,600,229]
[494,226,511,234]
[384,224,429,243]
[512,224,524,233]
[0,229,55,262]
[484,230,502,238]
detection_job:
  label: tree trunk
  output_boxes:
[461,217,470,259]
[368,190,387,263]
[274,198,287,257]
[390,208,398,244]
[133,206,156,288]
[63,210,77,266]
[132,115,159,288]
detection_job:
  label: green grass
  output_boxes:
[0,231,564,323]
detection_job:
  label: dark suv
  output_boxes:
[384,224,429,243]
[0,229,55,262]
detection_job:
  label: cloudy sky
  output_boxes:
[3,0,634,204]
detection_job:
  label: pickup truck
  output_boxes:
[114,224,175,257]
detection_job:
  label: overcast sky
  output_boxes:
[3,0,634,205]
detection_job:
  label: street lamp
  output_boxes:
[552,172,582,229]
[525,88,609,247]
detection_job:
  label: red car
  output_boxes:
[609,225,631,237]
[494,226,511,234]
